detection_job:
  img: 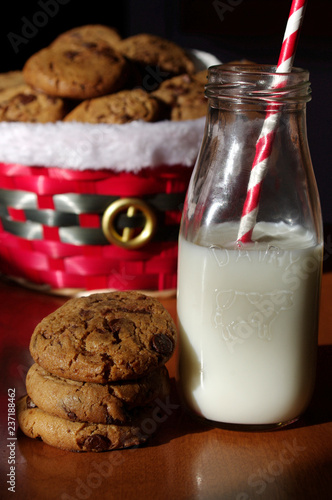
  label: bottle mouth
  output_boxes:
[206,64,311,104]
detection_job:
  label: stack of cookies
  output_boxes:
[0,24,210,124]
[17,291,177,452]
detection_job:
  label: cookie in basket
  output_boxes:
[29,291,177,383]
[64,88,163,123]
[115,33,195,76]
[26,363,170,425]
[17,395,157,452]
[0,83,67,122]
[23,35,129,100]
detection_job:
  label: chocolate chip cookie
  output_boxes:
[0,84,67,122]
[23,38,129,100]
[30,291,177,383]
[26,363,170,424]
[64,88,162,123]
[17,395,156,452]
[115,33,195,76]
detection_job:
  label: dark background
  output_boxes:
[1,0,331,227]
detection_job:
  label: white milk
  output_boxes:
[177,222,323,425]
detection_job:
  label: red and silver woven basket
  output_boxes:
[0,117,205,295]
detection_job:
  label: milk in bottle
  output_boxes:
[177,222,322,425]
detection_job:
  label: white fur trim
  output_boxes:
[0,118,206,172]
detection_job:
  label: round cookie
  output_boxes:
[0,84,67,122]
[64,88,161,124]
[51,24,122,48]
[29,291,177,383]
[23,39,129,100]
[152,73,207,121]
[115,33,195,76]
[26,363,170,424]
[17,395,156,452]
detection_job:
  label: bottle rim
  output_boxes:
[206,64,311,104]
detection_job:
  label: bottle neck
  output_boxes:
[205,64,311,113]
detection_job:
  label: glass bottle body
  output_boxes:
[177,65,323,429]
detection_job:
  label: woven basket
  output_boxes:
[0,118,205,296]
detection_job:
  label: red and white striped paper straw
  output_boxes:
[236,0,308,244]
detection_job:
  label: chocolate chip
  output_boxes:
[83,42,98,50]
[64,50,79,60]
[106,318,122,340]
[18,94,37,105]
[105,413,125,425]
[26,396,37,409]
[79,308,94,321]
[83,434,111,451]
[97,46,118,61]
[104,318,135,342]
[105,414,114,425]
[101,353,114,381]
[151,333,173,355]
[66,410,77,421]
[41,330,52,339]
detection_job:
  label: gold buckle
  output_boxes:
[102,198,156,249]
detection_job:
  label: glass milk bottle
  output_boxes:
[177,64,323,429]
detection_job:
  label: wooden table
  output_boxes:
[0,273,331,500]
